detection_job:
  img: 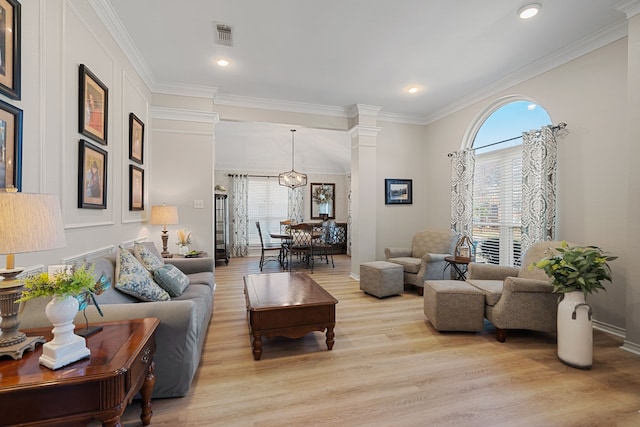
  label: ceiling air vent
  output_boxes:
[215,23,233,47]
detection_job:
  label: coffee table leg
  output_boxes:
[140,361,155,426]
[326,324,335,350]
[252,333,263,360]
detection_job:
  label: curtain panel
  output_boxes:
[230,174,249,257]
[288,187,304,224]
[450,150,475,236]
[520,126,557,254]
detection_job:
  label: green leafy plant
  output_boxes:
[533,241,617,298]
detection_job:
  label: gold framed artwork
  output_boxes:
[78,139,107,209]
[78,64,108,145]
[0,98,22,191]
[128,112,144,164]
[0,0,20,100]
[129,164,144,211]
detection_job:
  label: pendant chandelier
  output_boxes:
[278,129,308,189]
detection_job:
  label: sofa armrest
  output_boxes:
[468,263,519,280]
[166,257,214,275]
[503,276,554,294]
[421,252,449,263]
[385,247,412,258]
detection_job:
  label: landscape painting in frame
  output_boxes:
[129,112,144,164]
[78,139,107,209]
[78,64,108,145]
[0,98,22,191]
[129,164,144,211]
[0,0,21,100]
[385,178,412,205]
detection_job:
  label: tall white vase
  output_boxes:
[39,296,90,369]
[557,291,593,369]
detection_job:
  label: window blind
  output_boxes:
[472,145,523,266]
[247,177,288,247]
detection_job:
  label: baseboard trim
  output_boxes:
[621,340,640,356]
[592,319,626,338]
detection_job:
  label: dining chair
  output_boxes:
[288,223,314,272]
[255,221,282,271]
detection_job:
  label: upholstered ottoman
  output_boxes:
[360,261,404,298]
[423,280,485,331]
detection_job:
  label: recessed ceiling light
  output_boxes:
[406,85,422,94]
[216,58,230,67]
[518,4,541,19]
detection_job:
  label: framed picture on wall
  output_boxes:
[0,98,22,191]
[78,64,108,145]
[128,112,144,164]
[78,139,107,209]
[0,0,21,100]
[310,182,335,220]
[385,178,412,205]
[129,164,144,211]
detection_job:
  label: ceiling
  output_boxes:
[102,0,627,122]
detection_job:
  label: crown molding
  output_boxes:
[154,82,219,99]
[89,0,156,91]
[615,0,640,18]
[424,19,629,125]
[213,93,351,117]
[349,125,382,138]
[150,106,219,124]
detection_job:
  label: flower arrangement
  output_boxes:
[18,265,108,316]
[532,241,617,298]
[176,228,192,247]
[312,185,333,205]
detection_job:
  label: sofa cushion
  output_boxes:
[133,242,165,271]
[466,279,504,306]
[154,264,190,297]
[387,257,421,274]
[115,247,170,302]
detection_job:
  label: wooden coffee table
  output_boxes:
[244,272,338,360]
[0,318,159,427]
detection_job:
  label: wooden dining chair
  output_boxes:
[255,221,282,271]
[288,223,314,272]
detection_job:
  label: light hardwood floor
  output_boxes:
[119,255,640,426]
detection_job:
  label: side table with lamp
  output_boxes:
[0,192,68,359]
[150,204,179,258]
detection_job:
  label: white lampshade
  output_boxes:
[0,193,67,274]
[149,205,179,227]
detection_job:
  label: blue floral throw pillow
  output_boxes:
[133,242,165,271]
[115,247,170,302]
[153,264,190,297]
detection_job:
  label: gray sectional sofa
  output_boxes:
[18,242,215,398]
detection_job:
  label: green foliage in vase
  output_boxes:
[532,241,617,298]
[18,265,97,301]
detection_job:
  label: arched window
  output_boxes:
[471,100,551,266]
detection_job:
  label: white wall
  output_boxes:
[424,38,631,334]
[13,0,152,269]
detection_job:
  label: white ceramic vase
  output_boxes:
[178,245,189,255]
[39,295,90,369]
[557,290,593,369]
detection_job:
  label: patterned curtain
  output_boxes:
[288,187,304,223]
[230,174,249,257]
[450,150,475,236]
[520,126,557,254]
[346,174,351,256]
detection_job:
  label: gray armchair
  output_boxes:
[466,240,564,342]
[385,229,457,295]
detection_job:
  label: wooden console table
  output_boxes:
[0,318,159,427]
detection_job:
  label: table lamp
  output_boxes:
[0,192,67,359]
[150,204,179,258]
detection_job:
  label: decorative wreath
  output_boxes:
[312,185,333,204]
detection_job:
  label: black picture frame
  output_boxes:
[78,64,108,145]
[0,98,22,191]
[0,0,21,100]
[129,164,144,211]
[385,179,412,205]
[78,139,107,209]
[310,182,335,220]
[128,112,144,164]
